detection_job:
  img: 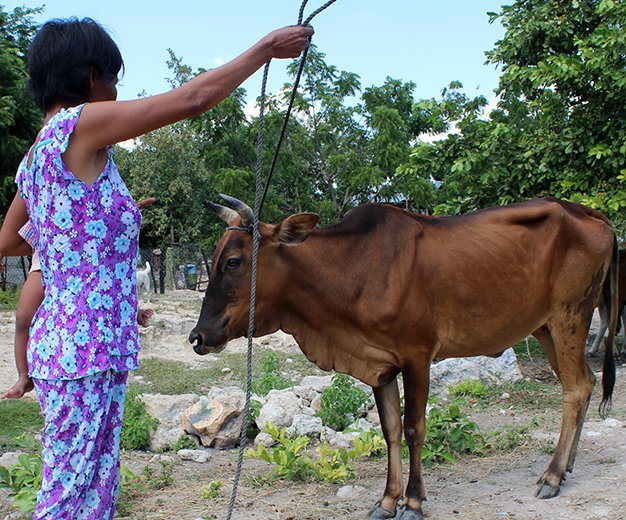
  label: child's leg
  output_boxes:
[1,270,43,399]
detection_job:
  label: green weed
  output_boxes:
[317,374,369,431]
[450,379,488,398]
[247,351,292,396]
[201,479,224,499]
[0,434,42,516]
[121,385,158,451]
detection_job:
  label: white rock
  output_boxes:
[256,389,302,429]
[177,449,211,463]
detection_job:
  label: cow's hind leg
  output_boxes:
[587,299,608,356]
[368,378,403,519]
[533,319,595,499]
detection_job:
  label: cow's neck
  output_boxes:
[272,230,402,387]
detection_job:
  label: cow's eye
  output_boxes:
[225,258,240,271]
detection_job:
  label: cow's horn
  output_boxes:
[219,194,254,227]
[204,201,238,225]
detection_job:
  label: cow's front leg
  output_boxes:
[396,363,430,520]
[367,378,403,519]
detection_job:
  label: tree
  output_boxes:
[0,6,42,217]
[399,0,625,233]
[486,0,626,225]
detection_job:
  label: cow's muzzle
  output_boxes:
[188,330,227,355]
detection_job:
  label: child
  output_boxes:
[0,222,42,399]
[4,16,313,520]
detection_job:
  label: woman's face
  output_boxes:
[89,73,118,102]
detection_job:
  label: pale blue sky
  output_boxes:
[4,1,507,105]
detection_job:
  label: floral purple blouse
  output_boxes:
[16,104,141,380]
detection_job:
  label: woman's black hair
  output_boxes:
[28,17,124,111]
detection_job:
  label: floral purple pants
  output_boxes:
[33,370,128,520]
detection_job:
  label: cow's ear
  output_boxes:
[275,213,320,245]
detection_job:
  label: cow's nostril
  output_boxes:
[188,331,199,345]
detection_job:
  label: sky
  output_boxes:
[4,1,507,108]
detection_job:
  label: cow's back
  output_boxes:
[412,198,614,359]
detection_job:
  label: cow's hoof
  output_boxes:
[395,505,424,520]
[535,481,560,499]
[367,501,396,519]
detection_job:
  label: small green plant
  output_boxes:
[317,374,369,431]
[201,479,224,499]
[0,434,43,515]
[245,422,359,484]
[246,422,315,482]
[450,379,487,398]
[121,385,158,450]
[249,351,292,396]
[246,398,263,439]
[141,460,176,489]
[404,398,485,465]
[170,434,197,452]
[345,424,387,459]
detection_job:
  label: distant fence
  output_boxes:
[1,244,212,293]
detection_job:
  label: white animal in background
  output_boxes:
[137,261,152,303]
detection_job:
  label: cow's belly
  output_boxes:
[432,297,550,358]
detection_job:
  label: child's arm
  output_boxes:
[1,270,41,399]
[0,192,32,257]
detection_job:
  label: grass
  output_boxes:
[0,287,21,311]
[134,348,324,395]
[0,399,43,452]
[476,379,561,412]
[512,337,547,361]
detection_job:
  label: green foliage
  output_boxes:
[201,479,223,499]
[345,424,387,459]
[0,287,21,311]
[245,422,358,484]
[0,6,43,217]
[246,422,317,482]
[316,374,369,431]
[169,434,197,452]
[121,386,158,451]
[449,379,488,398]
[249,351,292,396]
[140,460,175,489]
[419,399,485,465]
[0,434,42,515]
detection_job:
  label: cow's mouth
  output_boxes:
[188,331,228,355]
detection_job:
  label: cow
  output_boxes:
[587,249,625,358]
[189,196,618,520]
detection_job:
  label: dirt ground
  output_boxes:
[1,290,625,520]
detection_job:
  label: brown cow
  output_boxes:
[587,249,625,357]
[189,196,618,520]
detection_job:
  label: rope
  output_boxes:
[224,2,338,518]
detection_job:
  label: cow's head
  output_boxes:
[189,195,319,355]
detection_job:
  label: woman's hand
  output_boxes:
[266,25,314,59]
[137,308,154,327]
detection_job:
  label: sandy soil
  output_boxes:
[1,290,625,520]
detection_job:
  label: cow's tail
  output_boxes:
[599,234,619,419]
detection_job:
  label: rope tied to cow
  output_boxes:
[224,2,339,519]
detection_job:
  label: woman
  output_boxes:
[8,17,313,519]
